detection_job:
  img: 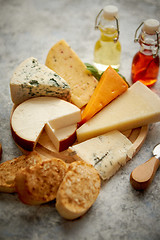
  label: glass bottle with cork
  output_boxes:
[93,5,121,72]
[131,19,160,87]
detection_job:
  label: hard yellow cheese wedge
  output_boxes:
[77,81,160,142]
[45,40,98,108]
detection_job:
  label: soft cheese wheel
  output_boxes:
[45,40,98,108]
[77,82,160,142]
[56,161,101,220]
[11,97,81,151]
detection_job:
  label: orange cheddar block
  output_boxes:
[80,66,128,124]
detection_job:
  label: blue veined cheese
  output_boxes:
[10,57,71,105]
[68,130,134,180]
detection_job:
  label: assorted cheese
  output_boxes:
[4,38,160,218]
[80,66,128,124]
[11,97,81,151]
[9,40,160,189]
[77,81,160,142]
[10,57,71,105]
[69,130,134,180]
[45,39,98,108]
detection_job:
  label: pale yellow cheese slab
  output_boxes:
[45,40,98,108]
[77,81,160,142]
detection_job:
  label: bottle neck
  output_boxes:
[138,30,159,56]
[99,17,119,41]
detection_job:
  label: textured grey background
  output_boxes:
[0,0,160,239]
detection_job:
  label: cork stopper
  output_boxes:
[103,5,118,20]
[143,19,160,34]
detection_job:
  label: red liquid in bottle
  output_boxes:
[131,51,159,87]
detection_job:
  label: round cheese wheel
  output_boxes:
[11,97,81,151]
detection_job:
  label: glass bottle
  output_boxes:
[131,19,160,87]
[93,5,121,72]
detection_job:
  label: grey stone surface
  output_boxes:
[0,0,160,239]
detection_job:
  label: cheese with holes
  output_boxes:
[45,40,98,108]
[69,130,134,180]
[11,97,81,151]
[10,57,71,105]
[77,81,160,142]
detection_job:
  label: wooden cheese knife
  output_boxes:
[0,143,2,160]
[130,143,160,190]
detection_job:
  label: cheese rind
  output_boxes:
[77,81,160,142]
[10,57,71,105]
[45,123,77,152]
[45,40,98,108]
[11,97,81,151]
[69,130,134,180]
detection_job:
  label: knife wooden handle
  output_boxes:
[130,157,160,190]
[0,143,2,160]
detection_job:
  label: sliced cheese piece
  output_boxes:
[10,57,71,105]
[80,66,128,124]
[77,81,160,142]
[11,97,81,151]
[45,40,98,108]
[37,130,75,163]
[69,130,134,180]
[45,123,77,152]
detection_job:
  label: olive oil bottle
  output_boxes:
[94,5,121,72]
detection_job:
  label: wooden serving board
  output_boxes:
[36,125,148,162]
[11,106,148,162]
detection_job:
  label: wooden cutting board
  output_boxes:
[35,125,148,161]
[11,106,148,162]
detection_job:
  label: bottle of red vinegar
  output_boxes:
[131,19,160,87]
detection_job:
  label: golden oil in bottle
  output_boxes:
[94,5,121,72]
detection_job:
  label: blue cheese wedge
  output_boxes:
[10,57,71,105]
[68,130,134,180]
